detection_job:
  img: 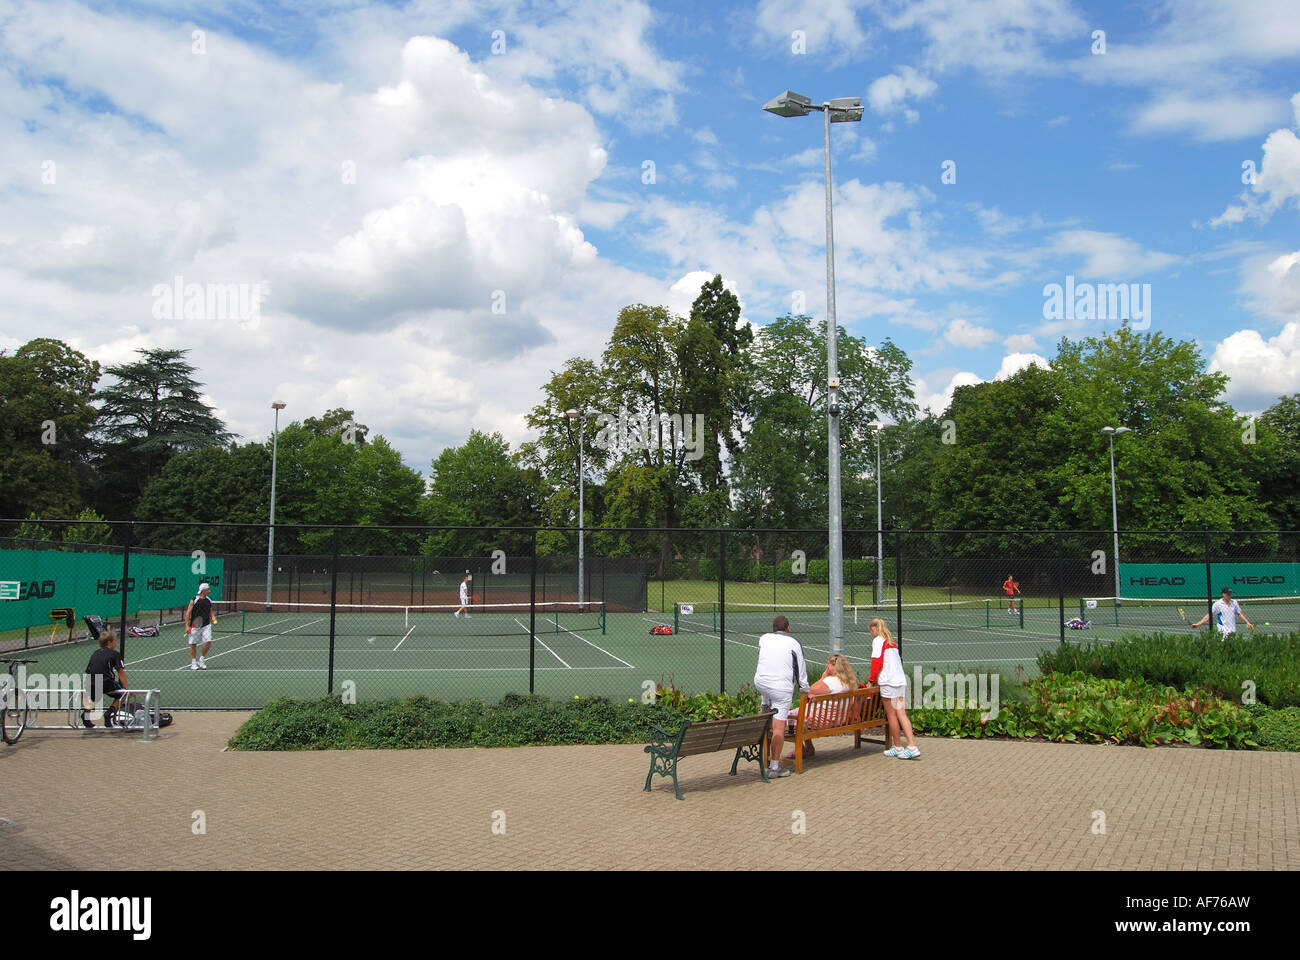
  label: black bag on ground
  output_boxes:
[84,614,105,641]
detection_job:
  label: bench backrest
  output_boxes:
[796,687,882,732]
[674,711,777,757]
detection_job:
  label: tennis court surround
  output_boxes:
[4,522,1297,707]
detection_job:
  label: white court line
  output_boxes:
[173,617,327,670]
[125,614,305,667]
[540,616,636,668]
[516,619,570,668]
[392,625,415,651]
[132,666,634,673]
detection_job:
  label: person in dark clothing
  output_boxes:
[185,582,218,670]
[82,631,129,728]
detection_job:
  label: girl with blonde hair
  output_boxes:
[783,653,859,760]
[867,618,919,759]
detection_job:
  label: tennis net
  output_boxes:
[1080,595,1300,629]
[210,600,605,637]
[674,598,1011,636]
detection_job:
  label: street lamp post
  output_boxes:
[1101,426,1132,604]
[266,401,286,610]
[565,409,587,611]
[764,90,863,654]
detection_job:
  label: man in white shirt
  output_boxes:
[753,615,809,779]
[1192,587,1253,638]
[455,573,472,618]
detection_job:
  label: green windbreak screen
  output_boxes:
[0,549,225,630]
[1122,562,1300,598]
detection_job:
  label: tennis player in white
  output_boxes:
[454,573,471,618]
[185,582,218,669]
[1192,586,1254,638]
[754,615,809,779]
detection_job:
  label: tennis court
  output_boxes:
[17,592,1300,708]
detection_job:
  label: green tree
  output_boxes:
[134,442,273,553]
[679,275,753,511]
[0,339,100,519]
[520,356,611,548]
[1256,393,1300,534]
[1048,326,1270,550]
[93,348,230,517]
[599,304,698,572]
[423,431,543,556]
[729,315,917,533]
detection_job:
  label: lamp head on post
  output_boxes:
[272,402,286,411]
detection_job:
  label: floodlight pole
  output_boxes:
[566,409,587,611]
[763,91,861,654]
[1102,426,1131,604]
[874,428,884,604]
[266,402,286,610]
[822,104,846,654]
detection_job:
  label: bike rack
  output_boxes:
[17,688,164,743]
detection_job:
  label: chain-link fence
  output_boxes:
[3,519,1297,707]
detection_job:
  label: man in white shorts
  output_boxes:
[455,573,472,618]
[185,582,218,670]
[1192,586,1253,639]
[753,615,809,779]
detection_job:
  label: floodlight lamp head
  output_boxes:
[271,402,286,410]
[827,97,864,122]
[1101,426,1115,435]
[565,409,580,419]
[763,91,813,118]
[1115,426,1133,435]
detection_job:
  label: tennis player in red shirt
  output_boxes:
[1002,574,1020,616]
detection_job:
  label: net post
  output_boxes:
[118,521,133,661]
[327,528,339,696]
[673,602,679,634]
[529,529,537,695]
[1057,532,1065,643]
[719,528,726,693]
[1019,590,1025,628]
[601,601,606,635]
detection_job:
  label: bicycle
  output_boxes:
[0,658,37,744]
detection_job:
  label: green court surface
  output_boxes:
[15,594,1298,709]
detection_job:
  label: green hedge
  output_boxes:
[228,693,686,751]
[1037,630,1300,708]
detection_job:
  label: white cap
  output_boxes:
[198,582,211,593]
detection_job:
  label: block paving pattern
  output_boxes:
[2,713,1297,869]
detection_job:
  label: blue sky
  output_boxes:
[2,0,1298,471]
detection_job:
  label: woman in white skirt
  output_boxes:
[867,618,919,759]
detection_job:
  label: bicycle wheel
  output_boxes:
[1,678,27,744]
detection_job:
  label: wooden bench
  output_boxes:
[644,710,777,800]
[777,685,889,774]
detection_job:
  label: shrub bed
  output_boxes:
[1037,630,1300,708]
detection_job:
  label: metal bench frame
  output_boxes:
[644,710,777,800]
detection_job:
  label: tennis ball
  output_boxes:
[1265,622,1270,627]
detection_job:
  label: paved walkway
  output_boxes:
[2,714,1297,869]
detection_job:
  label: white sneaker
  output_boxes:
[454,611,460,618]
[190,660,198,671]
[882,747,901,757]
[198,657,207,670]
[902,746,921,759]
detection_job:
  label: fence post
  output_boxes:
[118,521,133,661]
[849,557,854,608]
[529,529,537,695]
[894,532,903,656]
[1204,530,1214,625]
[719,528,726,693]
[327,528,339,696]
[1057,532,1065,643]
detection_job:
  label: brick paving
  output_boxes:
[2,713,1297,869]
